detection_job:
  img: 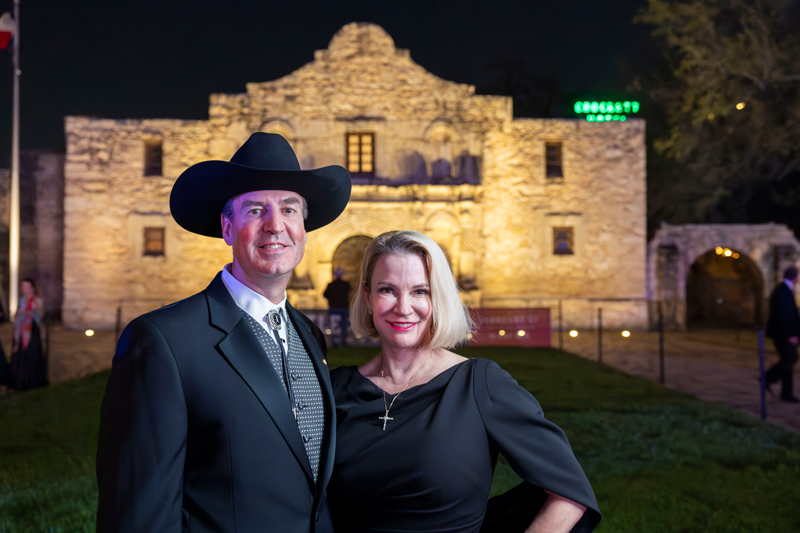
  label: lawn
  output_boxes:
[1,347,799,532]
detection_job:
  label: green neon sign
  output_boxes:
[573,100,639,121]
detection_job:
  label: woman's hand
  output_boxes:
[525,491,586,533]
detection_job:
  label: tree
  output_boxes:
[636,0,800,232]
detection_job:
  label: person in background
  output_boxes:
[324,267,352,347]
[10,278,46,391]
[328,230,600,533]
[765,265,800,403]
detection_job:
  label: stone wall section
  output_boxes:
[63,118,229,328]
[479,119,648,327]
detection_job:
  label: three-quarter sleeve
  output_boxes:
[475,359,601,532]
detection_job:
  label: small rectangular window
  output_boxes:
[143,227,165,256]
[346,133,374,175]
[144,140,163,176]
[553,227,574,255]
[546,142,563,178]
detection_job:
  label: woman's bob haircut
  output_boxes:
[351,230,476,349]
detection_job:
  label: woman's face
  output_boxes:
[366,253,433,352]
[20,281,34,298]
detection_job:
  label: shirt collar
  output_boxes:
[221,264,287,322]
[786,278,794,290]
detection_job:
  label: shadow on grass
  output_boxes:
[1,347,798,532]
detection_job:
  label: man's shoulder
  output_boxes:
[137,277,226,328]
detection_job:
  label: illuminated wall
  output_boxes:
[63,23,647,330]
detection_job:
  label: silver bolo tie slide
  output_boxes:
[268,309,283,331]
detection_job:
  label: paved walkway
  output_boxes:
[556,328,800,433]
[1,322,797,433]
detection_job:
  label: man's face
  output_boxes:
[221,190,307,286]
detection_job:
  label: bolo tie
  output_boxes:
[268,309,299,419]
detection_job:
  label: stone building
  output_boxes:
[62,23,647,331]
[648,223,800,330]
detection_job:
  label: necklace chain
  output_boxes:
[379,352,433,430]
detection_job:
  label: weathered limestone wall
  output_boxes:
[480,119,648,328]
[63,118,229,328]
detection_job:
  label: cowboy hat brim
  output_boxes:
[170,160,352,237]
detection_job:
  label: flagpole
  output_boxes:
[9,0,19,318]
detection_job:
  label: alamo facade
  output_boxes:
[61,23,647,331]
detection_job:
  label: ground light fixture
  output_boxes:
[498,330,506,336]
[85,329,95,337]
[621,330,631,338]
[517,330,525,337]
[569,330,579,337]
[736,102,746,110]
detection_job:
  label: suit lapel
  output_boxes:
[205,275,314,482]
[286,303,337,490]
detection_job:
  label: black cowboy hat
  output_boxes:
[170,133,352,237]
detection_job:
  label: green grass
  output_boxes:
[1,347,799,532]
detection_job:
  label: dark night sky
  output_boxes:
[0,0,658,167]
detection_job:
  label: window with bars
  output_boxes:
[346,133,374,175]
[143,227,165,256]
[553,227,574,255]
[545,142,563,178]
[144,140,163,176]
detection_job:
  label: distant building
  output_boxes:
[61,23,647,330]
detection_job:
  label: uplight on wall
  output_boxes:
[574,100,640,122]
[621,330,631,338]
[85,329,95,337]
[569,330,579,337]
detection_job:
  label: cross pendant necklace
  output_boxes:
[379,410,393,430]
[378,351,433,431]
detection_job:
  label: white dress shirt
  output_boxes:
[221,264,289,350]
[785,278,794,291]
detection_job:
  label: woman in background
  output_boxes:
[328,230,600,533]
[10,278,46,390]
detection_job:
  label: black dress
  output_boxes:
[328,358,601,533]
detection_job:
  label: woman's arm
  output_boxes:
[525,491,586,533]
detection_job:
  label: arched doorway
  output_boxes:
[332,235,373,287]
[686,248,763,328]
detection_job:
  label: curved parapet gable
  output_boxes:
[211,23,511,130]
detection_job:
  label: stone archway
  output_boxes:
[648,223,800,330]
[686,248,763,328]
[331,235,372,288]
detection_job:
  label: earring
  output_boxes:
[368,309,373,314]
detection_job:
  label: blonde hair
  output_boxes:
[350,230,475,349]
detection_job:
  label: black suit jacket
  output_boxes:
[766,282,800,341]
[96,274,336,533]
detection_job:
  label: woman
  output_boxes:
[328,231,600,533]
[10,278,46,391]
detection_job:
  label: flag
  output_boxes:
[0,12,15,51]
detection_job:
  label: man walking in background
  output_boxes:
[765,266,800,403]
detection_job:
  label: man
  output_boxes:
[323,267,352,347]
[765,265,800,403]
[96,133,351,532]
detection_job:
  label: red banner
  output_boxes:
[469,308,550,347]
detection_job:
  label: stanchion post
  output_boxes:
[558,299,563,351]
[658,301,665,385]
[115,305,122,345]
[597,307,603,364]
[758,328,766,420]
